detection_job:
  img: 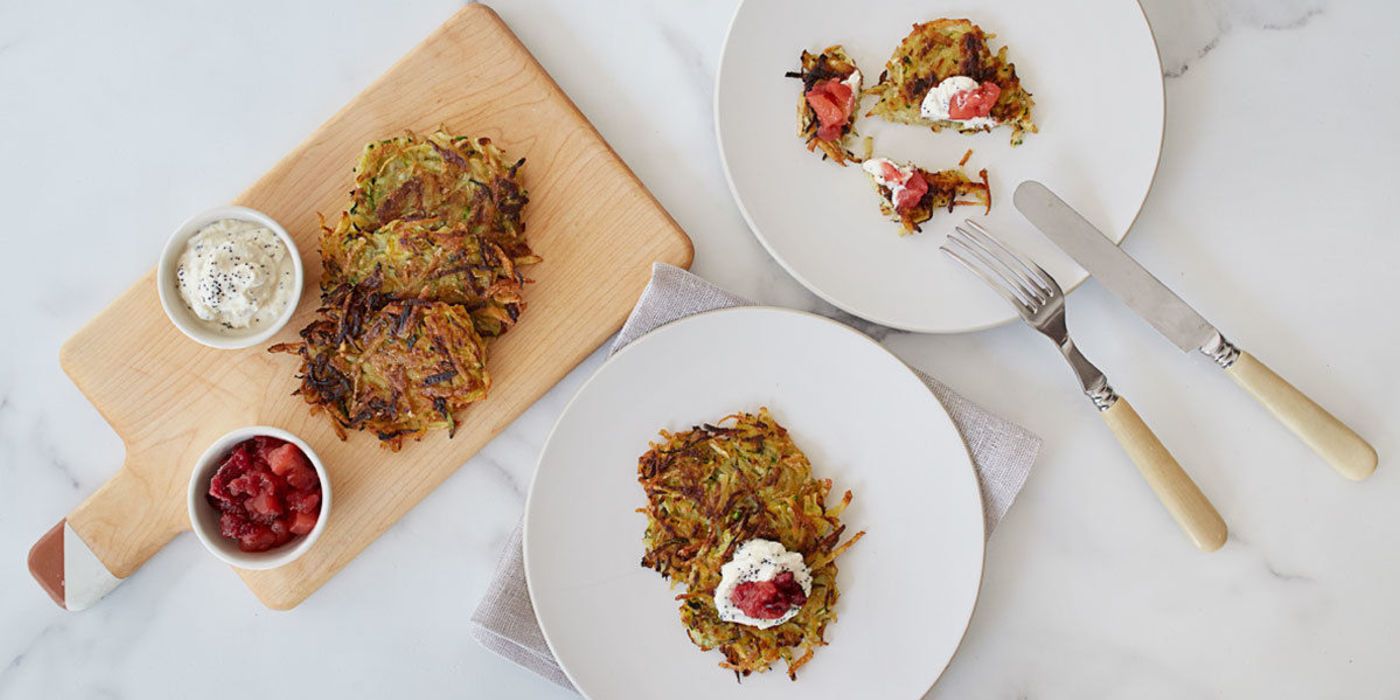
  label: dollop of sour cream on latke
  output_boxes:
[919,75,998,129]
[176,218,295,332]
[714,539,813,629]
[861,157,917,206]
[841,68,862,96]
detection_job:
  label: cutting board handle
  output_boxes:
[29,466,189,610]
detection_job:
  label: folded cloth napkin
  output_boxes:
[470,263,1042,691]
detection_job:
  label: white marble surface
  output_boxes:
[2,0,1397,697]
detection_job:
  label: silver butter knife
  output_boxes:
[1014,180,1377,480]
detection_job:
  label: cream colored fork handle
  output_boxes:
[1101,399,1228,552]
[1225,351,1377,481]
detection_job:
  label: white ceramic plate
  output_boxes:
[716,0,1163,332]
[524,307,985,699]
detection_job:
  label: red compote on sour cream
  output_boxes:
[207,436,322,552]
[713,539,813,629]
[861,158,929,214]
[919,75,1002,129]
[804,68,861,142]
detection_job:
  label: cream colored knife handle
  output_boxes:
[1224,350,1377,481]
[1101,399,1228,552]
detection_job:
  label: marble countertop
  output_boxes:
[3,0,1398,697]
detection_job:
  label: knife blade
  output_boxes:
[1013,180,1377,481]
[1012,181,1219,353]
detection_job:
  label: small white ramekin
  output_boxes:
[187,426,331,570]
[156,205,304,350]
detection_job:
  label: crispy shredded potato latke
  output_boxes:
[638,408,865,680]
[270,274,490,451]
[321,216,529,339]
[785,45,862,166]
[271,129,536,449]
[866,164,991,236]
[865,18,1037,146]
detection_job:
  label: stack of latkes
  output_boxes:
[272,129,537,450]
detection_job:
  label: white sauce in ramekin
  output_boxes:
[176,218,295,332]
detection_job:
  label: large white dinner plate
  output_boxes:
[524,307,985,699]
[716,0,1163,332]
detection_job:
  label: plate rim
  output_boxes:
[712,0,1166,334]
[523,304,988,698]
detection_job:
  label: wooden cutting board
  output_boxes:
[27,3,692,611]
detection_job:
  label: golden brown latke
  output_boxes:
[342,130,536,263]
[320,217,528,339]
[863,161,991,236]
[785,45,862,166]
[638,408,864,680]
[866,19,1037,145]
[270,276,490,452]
[271,128,533,449]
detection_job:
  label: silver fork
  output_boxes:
[942,221,1227,552]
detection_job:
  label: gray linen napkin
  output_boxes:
[470,263,1042,691]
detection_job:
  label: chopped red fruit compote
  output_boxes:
[207,436,322,552]
[805,78,856,141]
[729,570,809,620]
[947,80,1002,120]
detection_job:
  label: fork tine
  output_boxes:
[946,233,1036,313]
[958,221,1051,302]
[961,220,1060,299]
[935,238,1036,315]
[949,225,1041,308]
[945,234,1029,307]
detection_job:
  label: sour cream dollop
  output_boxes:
[919,75,998,129]
[714,539,813,629]
[176,218,295,332]
[841,68,862,95]
[861,157,928,212]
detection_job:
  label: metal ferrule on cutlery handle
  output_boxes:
[1203,335,1378,481]
[1055,332,1118,410]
